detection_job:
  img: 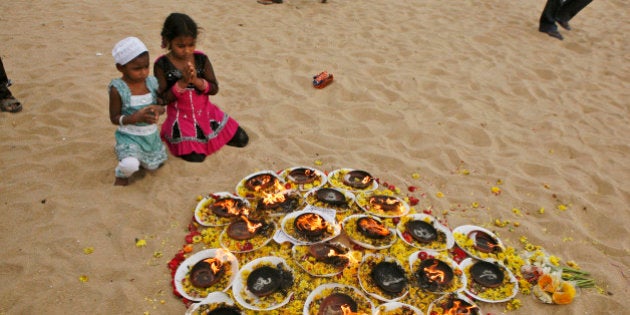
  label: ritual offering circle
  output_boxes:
[453,225,505,260]
[305,187,357,213]
[226,217,270,240]
[220,219,276,253]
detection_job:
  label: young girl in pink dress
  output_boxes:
[154,13,249,162]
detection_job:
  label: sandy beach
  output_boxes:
[1,0,628,314]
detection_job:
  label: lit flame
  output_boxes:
[359,218,391,237]
[443,300,476,315]
[241,215,262,233]
[215,198,241,215]
[263,191,286,205]
[360,176,371,185]
[339,304,368,315]
[296,213,327,231]
[203,258,223,274]
[424,260,446,284]
[369,196,401,212]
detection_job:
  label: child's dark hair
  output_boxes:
[160,13,199,48]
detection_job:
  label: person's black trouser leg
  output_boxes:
[539,0,562,32]
[0,57,8,85]
[555,0,592,23]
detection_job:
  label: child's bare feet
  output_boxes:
[114,177,129,186]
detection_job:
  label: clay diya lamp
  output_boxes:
[245,173,277,192]
[294,213,329,241]
[211,197,246,218]
[342,170,373,189]
[308,242,349,268]
[368,195,402,213]
[317,293,358,315]
[370,261,408,294]
[206,306,242,315]
[416,258,454,292]
[438,294,479,315]
[468,230,502,253]
[316,188,348,207]
[405,220,438,243]
[470,261,504,288]
[226,216,269,240]
[356,216,391,239]
[246,264,293,297]
[190,257,225,288]
[288,168,318,184]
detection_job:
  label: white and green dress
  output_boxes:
[109,77,167,177]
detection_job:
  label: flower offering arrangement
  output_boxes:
[169,166,594,314]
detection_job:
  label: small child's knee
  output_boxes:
[117,157,140,177]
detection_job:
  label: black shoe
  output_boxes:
[556,20,571,31]
[541,29,563,40]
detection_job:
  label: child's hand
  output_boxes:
[136,106,160,124]
[186,61,197,84]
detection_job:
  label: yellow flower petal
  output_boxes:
[135,239,147,247]
[83,247,94,255]
[79,275,89,283]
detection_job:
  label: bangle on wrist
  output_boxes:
[119,115,125,127]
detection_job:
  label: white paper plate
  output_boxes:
[280,209,341,245]
[232,256,294,311]
[303,283,374,315]
[185,291,243,315]
[174,249,239,302]
[396,213,454,250]
[342,214,397,250]
[374,301,422,315]
[194,192,251,227]
[357,253,409,302]
[280,166,328,192]
[460,257,519,303]
[452,225,505,260]
[408,249,467,294]
[327,168,379,192]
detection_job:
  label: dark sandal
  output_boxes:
[1,96,23,113]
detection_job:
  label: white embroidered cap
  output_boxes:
[112,37,148,65]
